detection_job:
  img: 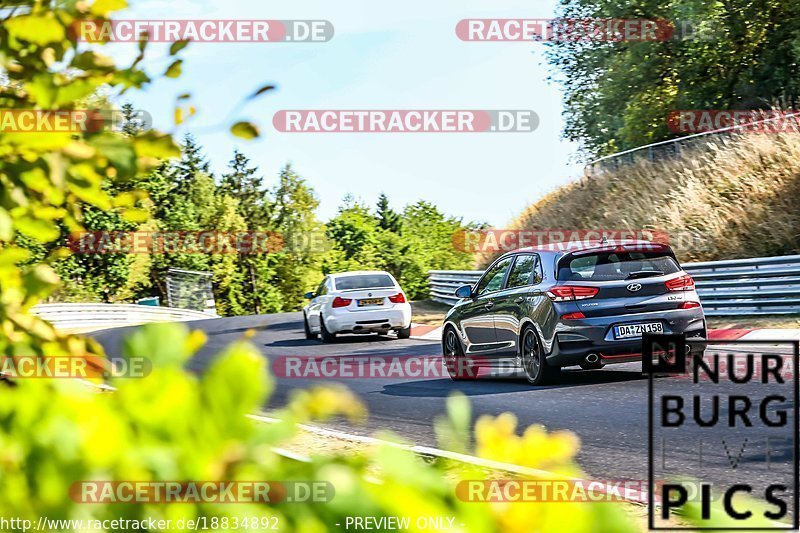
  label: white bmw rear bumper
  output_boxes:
[324,304,411,334]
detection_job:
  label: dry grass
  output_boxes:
[511,133,800,263]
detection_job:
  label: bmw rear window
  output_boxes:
[334,274,395,290]
[557,251,680,282]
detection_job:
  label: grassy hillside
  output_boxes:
[511,133,800,263]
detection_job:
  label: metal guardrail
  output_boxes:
[428,270,483,306]
[584,111,800,177]
[31,303,217,332]
[429,254,800,316]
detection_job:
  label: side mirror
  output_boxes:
[455,285,473,299]
[304,292,315,299]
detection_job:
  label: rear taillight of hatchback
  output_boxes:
[666,274,695,291]
[546,286,599,302]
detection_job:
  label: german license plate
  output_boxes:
[357,298,383,307]
[613,322,663,339]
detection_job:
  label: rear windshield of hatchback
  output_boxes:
[557,251,681,282]
[334,274,395,290]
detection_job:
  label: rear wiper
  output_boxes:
[626,270,664,280]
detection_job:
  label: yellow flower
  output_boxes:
[475,414,581,473]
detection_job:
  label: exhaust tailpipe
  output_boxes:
[585,353,600,364]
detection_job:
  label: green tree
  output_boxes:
[325,197,381,263]
[217,149,270,313]
[172,133,211,194]
[220,148,267,223]
[376,192,402,233]
[120,102,147,137]
[548,0,800,158]
[324,197,475,300]
[395,201,475,298]
[267,165,326,311]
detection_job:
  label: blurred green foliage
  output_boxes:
[0,0,180,357]
[0,322,643,532]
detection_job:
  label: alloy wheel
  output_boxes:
[521,329,541,382]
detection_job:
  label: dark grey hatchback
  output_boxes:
[442,240,707,384]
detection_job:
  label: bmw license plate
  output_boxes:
[357,298,384,307]
[613,322,663,339]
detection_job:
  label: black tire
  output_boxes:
[397,325,411,339]
[303,314,317,340]
[520,326,559,385]
[443,327,477,380]
[319,317,336,343]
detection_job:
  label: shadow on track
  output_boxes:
[380,368,646,397]
[206,325,271,336]
[252,320,305,332]
[267,334,404,347]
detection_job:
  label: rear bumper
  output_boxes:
[545,309,707,367]
[324,305,411,334]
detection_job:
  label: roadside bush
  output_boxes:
[0,322,640,532]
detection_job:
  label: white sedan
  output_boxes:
[303,271,412,342]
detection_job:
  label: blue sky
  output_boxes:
[113,0,583,226]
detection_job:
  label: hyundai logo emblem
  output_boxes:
[368,292,372,297]
[626,283,642,292]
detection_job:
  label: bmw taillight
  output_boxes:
[547,286,599,302]
[388,293,406,303]
[666,274,695,291]
[560,311,586,320]
[332,297,352,308]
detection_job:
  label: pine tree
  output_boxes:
[220,148,267,224]
[376,193,402,233]
[120,102,145,136]
[270,164,319,235]
[172,133,211,194]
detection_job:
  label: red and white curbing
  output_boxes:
[413,325,800,342]
[409,324,445,340]
[707,328,800,341]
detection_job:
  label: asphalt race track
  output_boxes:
[94,312,798,507]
